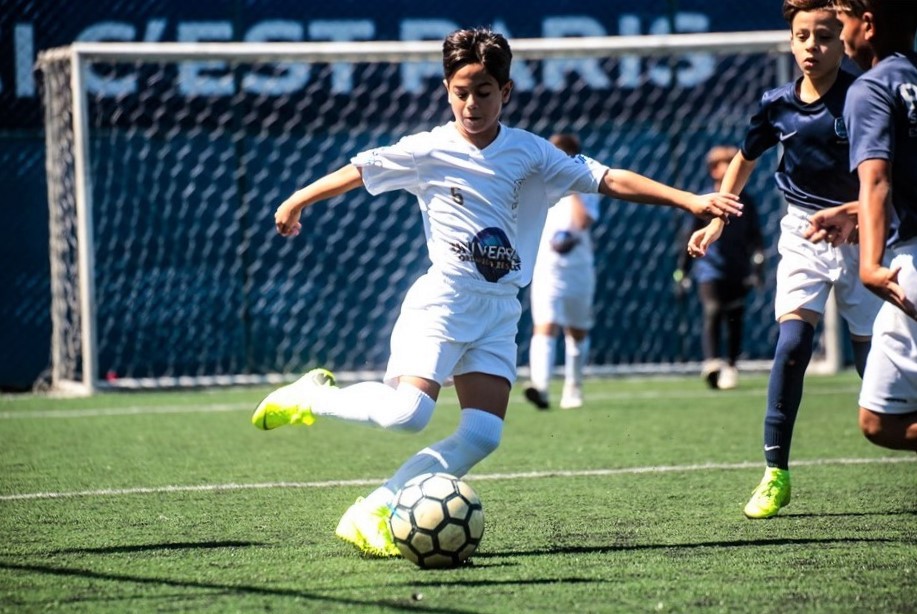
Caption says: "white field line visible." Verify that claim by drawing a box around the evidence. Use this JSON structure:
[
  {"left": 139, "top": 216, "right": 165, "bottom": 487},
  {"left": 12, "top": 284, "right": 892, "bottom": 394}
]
[
  {"left": 0, "top": 403, "right": 250, "bottom": 419},
  {"left": 1, "top": 456, "right": 912, "bottom": 502},
  {"left": 0, "top": 385, "right": 862, "bottom": 420}
]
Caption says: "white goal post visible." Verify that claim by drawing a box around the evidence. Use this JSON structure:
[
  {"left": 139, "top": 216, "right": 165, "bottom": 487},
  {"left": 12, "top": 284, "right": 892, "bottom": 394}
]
[{"left": 39, "top": 30, "right": 847, "bottom": 394}]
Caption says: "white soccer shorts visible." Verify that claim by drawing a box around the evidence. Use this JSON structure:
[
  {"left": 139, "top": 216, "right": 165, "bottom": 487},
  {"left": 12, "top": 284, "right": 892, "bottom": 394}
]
[
  {"left": 774, "top": 206, "right": 882, "bottom": 335},
  {"left": 384, "top": 273, "right": 521, "bottom": 386},
  {"left": 529, "top": 279, "right": 595, "bottom": 330},
  {"left": 859, "top": 239, "right": 917, "bottom": 414}
]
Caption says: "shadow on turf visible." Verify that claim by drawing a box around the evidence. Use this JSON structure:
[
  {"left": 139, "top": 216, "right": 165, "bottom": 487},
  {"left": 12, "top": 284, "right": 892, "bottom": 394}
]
[
  {"left": 0, "top": 559, "right": 476, "bottom": 614},
  {"left": 48, "top": 540, "right": 261, "bottom": 555},
  {"left": 782, "top": 509, "right": 917, "bottom": 519},
  {"left": 471, "top": 535, "right": 904, "bottom": 560}
]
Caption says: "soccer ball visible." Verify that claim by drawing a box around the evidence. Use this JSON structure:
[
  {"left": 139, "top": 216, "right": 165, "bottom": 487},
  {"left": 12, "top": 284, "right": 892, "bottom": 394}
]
[{"left": 389, "top": 472, "right": 484, "bottom": 569}]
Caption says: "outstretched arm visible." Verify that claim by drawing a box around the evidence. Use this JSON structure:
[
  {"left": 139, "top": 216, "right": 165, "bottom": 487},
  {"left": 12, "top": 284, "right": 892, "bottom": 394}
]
[
  {"left": 719, "top": 151, "right": 756, "bottom": 199},
  {"left": 685, "top": 151, "right": 757, "bottom": 257},
  {"left": 275, "top": 164, "right": 364, "bottom": 237},
  {"left": 599, "top": 169, "right": 743, "bottom": 220},
  {"left": 686, "top": 218, "right": 726, "bottom": 258},
  {"left": 857, "top": 159, "right": 917, "bottom": 319},
  {"left": 803, "top": 201, "right": 859, "bottom": 246}
]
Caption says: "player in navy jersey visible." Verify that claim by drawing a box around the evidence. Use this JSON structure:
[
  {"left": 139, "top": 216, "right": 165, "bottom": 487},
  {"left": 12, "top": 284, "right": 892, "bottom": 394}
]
[
  {"left": 806, "top": 0, "right": 917, "bottom": 453},
  {"left": 687, "top": 0, "right": 883, "bottom": 518},
  {"left": 250, "top": 27, "right": 743, "bottom": 558},
  {"left": 675, "top": 145, "right": 764, "bottom": 391}
]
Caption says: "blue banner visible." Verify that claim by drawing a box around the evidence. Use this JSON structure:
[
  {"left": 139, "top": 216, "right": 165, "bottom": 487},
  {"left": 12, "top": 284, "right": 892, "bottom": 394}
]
[{"left": 2, "top": 0, "right": 783, "bottom": 130}]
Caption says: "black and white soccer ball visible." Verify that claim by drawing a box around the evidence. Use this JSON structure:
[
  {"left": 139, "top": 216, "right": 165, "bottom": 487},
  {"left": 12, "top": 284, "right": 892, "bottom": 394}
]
[{"left": 389, "top": 472, "right": 484, "bottom": 569}]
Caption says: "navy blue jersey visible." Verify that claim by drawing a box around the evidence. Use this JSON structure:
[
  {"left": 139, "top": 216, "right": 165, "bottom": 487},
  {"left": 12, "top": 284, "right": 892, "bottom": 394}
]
[
  {"left": 741, "top": 68, "right": 859, "bottom": 211},
  {"left": 677, "top": 190, "right": 764, "bottom": 284},
  {"left": 845, "top": 52, "right": 917, "bottom": 247}
]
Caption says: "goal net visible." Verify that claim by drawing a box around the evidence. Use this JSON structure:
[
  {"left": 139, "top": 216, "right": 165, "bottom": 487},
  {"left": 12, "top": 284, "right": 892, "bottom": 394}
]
[{"left": 40, "top": 32, "right": 842, "bottom": 394}]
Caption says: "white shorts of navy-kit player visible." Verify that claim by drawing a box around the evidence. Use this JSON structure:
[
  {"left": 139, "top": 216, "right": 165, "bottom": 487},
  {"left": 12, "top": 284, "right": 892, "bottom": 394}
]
[
  {"left": 775, "top": 205, "right": 882, "bottom": 335},
  {"left": 858, "top": 239, "right": 917, "bottom": 414},
  {"left": 845, "top": 52, "right": 917, "bottom": 415}
]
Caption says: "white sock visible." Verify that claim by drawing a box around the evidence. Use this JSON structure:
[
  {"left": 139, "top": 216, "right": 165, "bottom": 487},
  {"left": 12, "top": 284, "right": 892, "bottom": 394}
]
[
  {"left": 564, "top": 336, "right": 589, "bottom": 388},
  {"left": 311, "top": 382, "right": 435, "bottom": 432},
  {"left": 381, "top": 409, "right": 503, "bottom": 496},
  {"left": 529, "top": 333, "right": 555, "bottom": 392}
]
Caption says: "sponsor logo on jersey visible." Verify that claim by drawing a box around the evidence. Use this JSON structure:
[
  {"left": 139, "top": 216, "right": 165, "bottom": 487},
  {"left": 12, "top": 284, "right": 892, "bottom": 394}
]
[
  {"left": 451, "top": 227, "right": 520, "bottom": 282},
  {"left": 834, "top": 117, "right": 848, "bottom": 141}
]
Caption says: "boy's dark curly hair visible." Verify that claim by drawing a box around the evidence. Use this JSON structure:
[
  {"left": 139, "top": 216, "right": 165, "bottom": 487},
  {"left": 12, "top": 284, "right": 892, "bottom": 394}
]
[
  {"left": 442, "top": 28, "right": 513, "bottom": 86},
  {"left": 782, "top": 0, "right": 836, "bottom": 24}
]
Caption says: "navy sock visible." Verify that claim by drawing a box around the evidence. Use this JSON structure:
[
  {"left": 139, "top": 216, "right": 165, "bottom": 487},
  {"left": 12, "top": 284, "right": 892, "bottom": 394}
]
[
  {"left": 852, "top": 339, "right": 871, "bottom": 378},
  {"left": 763, "top": 320, "right": 815, "bottom": 469}
]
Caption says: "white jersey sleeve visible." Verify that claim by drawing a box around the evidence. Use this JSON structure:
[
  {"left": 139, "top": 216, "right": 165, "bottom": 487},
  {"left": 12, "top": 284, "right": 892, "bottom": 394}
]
[
  {"left": 350, "top": 134, "right": 426, "bottom": 196},
  {"left": 539, "top": 151, "right": 606, "bottom": 205}
]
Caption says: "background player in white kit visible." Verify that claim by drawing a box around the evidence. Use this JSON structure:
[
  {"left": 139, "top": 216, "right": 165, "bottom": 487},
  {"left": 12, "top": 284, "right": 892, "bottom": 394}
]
[
  {"left": 252, "top": 27, "right": 743, "bottom": 558},
  {"left": 524, "top": 133, "right": 600, "bottom": 410}
]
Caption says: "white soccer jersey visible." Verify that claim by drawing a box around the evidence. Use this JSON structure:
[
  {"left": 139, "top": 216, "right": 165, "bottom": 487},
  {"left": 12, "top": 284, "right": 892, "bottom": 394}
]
[
  {"left": 532, "top": 193, "right": 601, "bottom": 283},
  {"left": 352, "top": 122, "right": 608, "bottom": 289},
  {"left": 528, "top": 193, "right": 601, "bottom": 329}
]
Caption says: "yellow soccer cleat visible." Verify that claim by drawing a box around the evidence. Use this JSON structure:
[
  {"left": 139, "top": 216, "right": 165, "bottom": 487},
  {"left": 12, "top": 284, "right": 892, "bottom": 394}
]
[
  {"left": 335, "top": 497, "right": 400, "bottom": 558},
  {"left": 251, "top": 368, "right": 336, "bottom": 430},
  {"left": 743, "top": 467, "right": 791, "bottom": 519}
]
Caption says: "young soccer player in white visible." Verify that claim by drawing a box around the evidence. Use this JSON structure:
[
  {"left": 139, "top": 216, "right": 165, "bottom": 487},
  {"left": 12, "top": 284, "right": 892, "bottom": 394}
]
[
  {"left": 253, "top": 27, "right": 743, "bottom": 558},
  {"left": 525, "top": 133, "right": 600, "bottom": 410},
  {"left": 687, "top": 0, "right": 883, "bottom": 519},
  {"left": 807, "top": 0, "right": 917, "bottom": 453}
]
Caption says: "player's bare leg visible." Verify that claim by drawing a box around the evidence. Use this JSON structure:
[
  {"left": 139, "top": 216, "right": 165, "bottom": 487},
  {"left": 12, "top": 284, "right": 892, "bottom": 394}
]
[{"left": 859, "top": 408, "right": 917, "bottom": 452}]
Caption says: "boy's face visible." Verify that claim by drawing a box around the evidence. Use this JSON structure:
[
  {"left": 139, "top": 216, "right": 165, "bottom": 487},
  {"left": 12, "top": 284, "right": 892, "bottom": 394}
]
[
  {"left": 836, "top": 11, "right": 876, "bottom": 70},
  {"left": 790, "top": 9, "right": 846, "bottom": 81},
  {"left": 444, "top": 63, "right": 512, "bottom": 147}
]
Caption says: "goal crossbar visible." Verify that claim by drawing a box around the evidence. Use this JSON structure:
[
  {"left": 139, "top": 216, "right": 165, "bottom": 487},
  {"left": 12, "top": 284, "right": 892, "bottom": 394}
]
[{"left": 38, "top": 30, "right": 789, "bottom": 65}]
